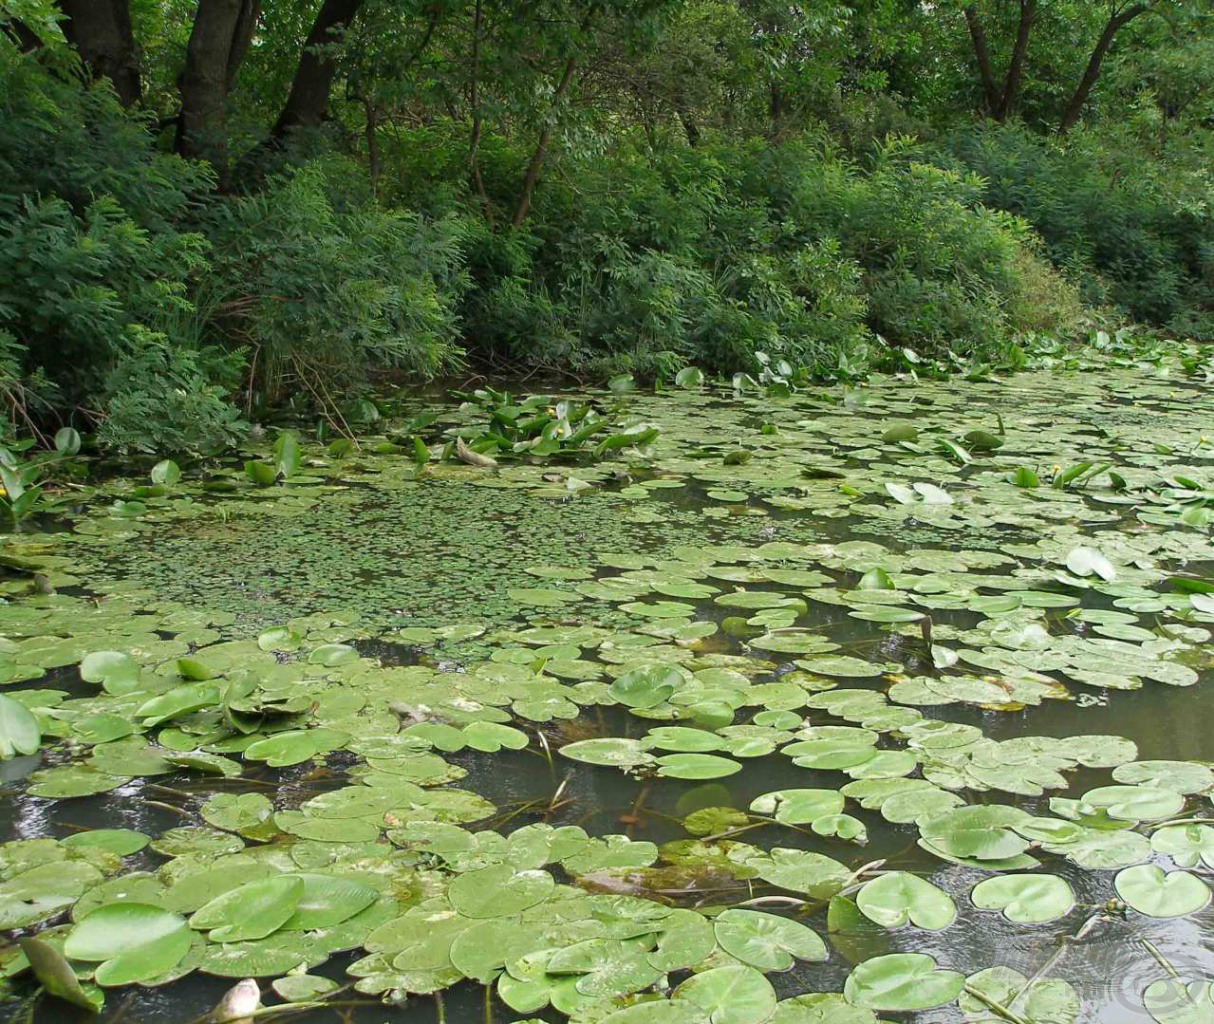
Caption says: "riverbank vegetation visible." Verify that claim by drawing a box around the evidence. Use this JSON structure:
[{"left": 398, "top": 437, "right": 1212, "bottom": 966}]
[{"left": 0, "top": 1, "right": 1209, "bottom": 452}]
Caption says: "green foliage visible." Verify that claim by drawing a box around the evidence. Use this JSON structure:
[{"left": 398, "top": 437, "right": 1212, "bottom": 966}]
[
  {"left": 0, "top": 36, "right": 233, "bottom": 454},
  {"left": 0, "top": 0, "right": 1208, "bottom": 448},
  {"left": 450, "top": 135, "right": 1076, "bottom": 376},
  {"left": 203, "top": 161, "right": 466, "bottom": 403},
  {"left": 442, "top": 388, "right": 660, "bottom": 465},
  {"left": 948, "top": 125, "right": 1212, "bottom": 337}
]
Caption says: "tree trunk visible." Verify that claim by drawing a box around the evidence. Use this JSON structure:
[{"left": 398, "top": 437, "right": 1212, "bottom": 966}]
[
  {"left": 177, "top": 0, "right": 260, "bottom": 184},
  {"left": 270, "top": 0, "right": 366, "bottom": 140},
  {"left": 363, "top": 96, "right": 379, "bottom": 197},
  {"left": 675, "top": 105, "right": 700, "bottom": 147},
  {"left": 468, "top": 0, "right": 494, "bottom": 225},
  {"left": 963, "top": 6, "right": 1000, "bottom": 115},
  {"left": 994, "top": 0, "right": 1035, "bottom": 121},
  {"left": 1059, "top": 4, "right": 1148, "bottom": 133},
  {"left": 57, "top": 0, "right": 141, "bottom": 106},
  {"left": 512, "top": 54, "right": 578, "bottom": 228},
  {"left": 768, "top": 80, "right": 785, "bottom": 141}
]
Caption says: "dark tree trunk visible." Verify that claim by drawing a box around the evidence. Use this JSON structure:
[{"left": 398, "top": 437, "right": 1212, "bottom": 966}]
[
  {"left": 468, "top": 0, "right": 493, "bottom": 225},
  {"left": 512, "top": 54, "right": 578, "bottom": 228},
  {"left": 57, "top": 0, "right": 141, "bottom": 106},
  {"left": 270, "top": 0, "right": 366, "bottom": 140},
  {"left": 963, "top": 6, "right": 1000, "bottom": 115},
  {"left": 768, "top": 80, "right": 785, "bottom": 140},
  {"left": 363, "top": 96, "right": 379, "bottom": 197},
  {"left": 177, "top": 0, "right": 260, "bottom": 184},
  {"left": 675, "top": 105, "right": 700, "bottom": 147},
  {"left": 1059, "top": 4, "right": 1148, "bottom": 134},
  {"left": 994, "top": 0, "right": 1035, "bottom": 121}
]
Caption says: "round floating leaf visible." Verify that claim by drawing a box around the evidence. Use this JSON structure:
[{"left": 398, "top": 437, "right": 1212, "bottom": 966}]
[
  {"left": 1143, "top": 978, "right": 1214, "bottom": 1024},
  {"left": 648, "top": 909, "right": 717, "bottom": 973},
  {"left": 307, "top": 643, "right": 359, "bottom": 666},
  {"left": 770, "top": 993, "right": 877, "bottom": 1024},
  {"left": 645, "top": 727, "right": 724, "bottom": 753},
  {"left": 284, "top": 874, "right": 378, "bottom": 929},
  {"left": 0, "top": 693, "right": 40, "bottom": 758},
  {"left": 843, "top": 953, "right": 964, "bottom": 1012},
  {"left": 273, "top": 974, "right": 339, "bottom": 1002},
  {"left": 1081, "top": 785, "right": 1185, "bottom": 822},
  {"left": 1113, "top": 761, "right": 1214, "bottom": 795},
  {"left": 448, "top": 865, "right": 554, "bottom": 918},
  {"left": 560, "top": 738, "right": 654, "bottom": 769},
  {"left": 610, "top": 665, "right": 683, "bottom": 708},
  {"left": 1115, "top": 865, "right": 1210, "bottom": 919},
  {"left": 656, "top": 753, "right": 742, "bottom": 780},
  {"left": 1152, "top": 825, "right": 1214, "bottom": 869},
  {"left": 919, "top": 806, "right": 1031, "bottom": 862},
  {"left": 462, "top": 721, "right": 529, "bottom": 752},
  {"left": 65, "top": 903, "right": 191, "bottom": 986},
  {"left": 150, "top": 459, "right": 181, "bottom": 485},
  {"left": 959, "top": 967, "right": 1080, "bottom": 1024},
  {"left": 243, "top": 728, "right": 348, "bottom": 767},
  {"left": 189, "top": 875, "right": 304, "bottom": 941},
  {"left": 134, "top": 682, "right": 221, "bottom": 727},
  {"left": 80, "top": 651, "right": 142, "bottom": 695},
  {"left": 201, "top": 792, "right": 277, "bottom": 840},
  {"left": 549, "top": 937, "right": 664, "bottom": 999},
  {"left": 713, "top": 909, "right": 827, "bottom": 971},
  {"left": 61, "top": 829, "right": 149, "bottom": 856},
  {"left": 18, "top": 937, "right": 103, "bottom": 1012},
  {"left": 749, "top": 789, "right": 844, "bottom": 825},
  {"left": 970, "top": 874, "right": 1075, "bottom": 923},
  {"left": 673, "top": 964, "right": 777, "bottom": 1024},
  {"left": 601, "top": 1003, "right": 709, "bottom": 1024},
  {"left": 1065, "top": 546, "right": 1116, "bottom": 581},
  {"left": 27, "top": 764, "right": 129, "bottom": 799},
  {"left": 856, "top": 872, "right": 956, "bottom": 930},
  {"left": 755, "top": 849, "right": 851, "bottom": 898}
]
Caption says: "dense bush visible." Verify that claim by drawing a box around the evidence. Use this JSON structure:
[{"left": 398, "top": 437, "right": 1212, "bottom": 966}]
[
  {"left": 947, "top": 125, "right": 1212, "bottom": 338},
  {"left": 5, "top": 0, "right": 1204, "bottom": 455},
  {"left": 0, "top": 43, "right": 467, "bottom": 450},
  {"left": 451, "top": 136, "right": 1078, "bottom": 376},
  {"left": 202, "top": 161, "right": 467, "bottom": 406}
]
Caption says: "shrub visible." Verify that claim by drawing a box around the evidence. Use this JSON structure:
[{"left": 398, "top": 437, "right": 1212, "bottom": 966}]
[
  {"left": 0, "top": 39, "right": 240, "bottom": 453},
  {"left": 202, "top": 161, "right": 468, "bottom": 404},
  {"left": 946, "top": 124, "right": 1212, "bottom": 337},
  {"left": 453, "top": 135, "right": 1077, "bottom": 376},
  {"left": 99, "top": 330, "right": 247, "bottom": 454}
]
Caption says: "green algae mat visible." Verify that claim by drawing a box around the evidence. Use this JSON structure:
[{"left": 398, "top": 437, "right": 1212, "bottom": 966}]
[{"left": 0, "top": 349, "right": 1211, "bottom": 1023}]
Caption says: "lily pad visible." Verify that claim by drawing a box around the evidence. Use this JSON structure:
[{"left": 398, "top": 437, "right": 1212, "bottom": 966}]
[
  {"left": 970, "top": 874, "right": 1075, "bottom": 923},
  {"left": 1114, "top": 865, "right": 1210, "bottom": 918},
  {"left": 843, "top": 952, "right": 964, "bottom": 1012}
]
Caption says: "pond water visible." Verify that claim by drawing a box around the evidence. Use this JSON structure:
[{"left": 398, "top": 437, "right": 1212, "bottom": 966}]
[{"left": 0, "top": 356, "right": 1211, "bottom": 1024}]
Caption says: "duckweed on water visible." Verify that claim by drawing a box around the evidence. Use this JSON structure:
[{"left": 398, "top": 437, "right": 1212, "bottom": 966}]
[{"left": 0, "top": 345, "right": 1211, "bottom": 1023}]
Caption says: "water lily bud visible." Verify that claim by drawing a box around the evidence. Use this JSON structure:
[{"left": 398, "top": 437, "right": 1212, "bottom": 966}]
[{"left": 213, "top": 979, "right": 260, "bottom": 1023}]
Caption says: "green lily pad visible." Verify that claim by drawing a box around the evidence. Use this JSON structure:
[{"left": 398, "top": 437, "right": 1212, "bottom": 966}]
[
  {"left": 673, "top": 964, "right": 777, "bottom": 1024},
  {"left": 189, "top": 875, "right": 304, "bottom": 941},
  {"left": 713, "top": 909, "right": 827, "bottom": 970},
  {"left": 1114, "top": 865, "right": 1210, "bottom": 918},
  {"left": 448, "top": 865, "right": 555, "bottom": 918},
  {"left": 855, "top": 872, "right": 956, "bottom": 930},
  {"left": 65, "top": 903, "right": 191, "bottom": 986},
  {"left": 970, "top": 874, "right": 1075, "bottom": 923},
  {"left": 843, "top": 952, "right": 964, "bottom": 1012},
  {"left": 0, "top": 693, "right": 40, "bottom": 758}
]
